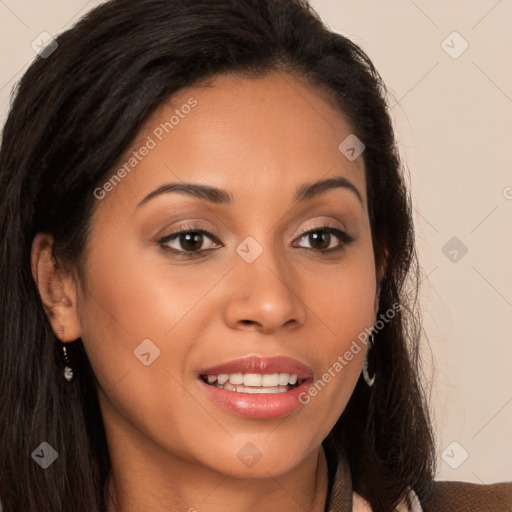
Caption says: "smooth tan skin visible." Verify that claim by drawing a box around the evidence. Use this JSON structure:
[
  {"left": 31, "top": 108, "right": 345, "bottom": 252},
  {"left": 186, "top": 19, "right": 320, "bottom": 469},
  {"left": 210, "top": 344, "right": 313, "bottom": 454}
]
[{"left": 32, "top": 71, "right": 386, "bottom": 512}]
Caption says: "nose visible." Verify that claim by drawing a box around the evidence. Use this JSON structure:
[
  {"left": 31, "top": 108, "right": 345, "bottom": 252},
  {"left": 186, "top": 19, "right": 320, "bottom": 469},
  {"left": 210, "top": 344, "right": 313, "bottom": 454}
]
[{"left": 222, "top": 241, "right": 307, "bottom": 334}]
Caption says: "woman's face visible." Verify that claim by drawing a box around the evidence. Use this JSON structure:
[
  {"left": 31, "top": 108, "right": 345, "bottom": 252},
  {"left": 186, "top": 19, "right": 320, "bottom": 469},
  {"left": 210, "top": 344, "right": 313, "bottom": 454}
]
[{"left": 72, "top": 71, "right": 381, "bottom": 477}]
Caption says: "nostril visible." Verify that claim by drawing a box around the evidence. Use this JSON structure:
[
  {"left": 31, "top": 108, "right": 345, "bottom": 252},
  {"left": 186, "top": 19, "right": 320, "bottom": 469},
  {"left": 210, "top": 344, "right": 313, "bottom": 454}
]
[{"left": 239, "top": 320, "right": 259, "bottom": 328}]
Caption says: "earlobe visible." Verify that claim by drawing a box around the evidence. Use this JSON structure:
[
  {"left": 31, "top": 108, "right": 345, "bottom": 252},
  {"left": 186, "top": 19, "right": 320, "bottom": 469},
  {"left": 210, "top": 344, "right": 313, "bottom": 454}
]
[{"left": 31, "top": 233, "right": 82, "bottom": 342}]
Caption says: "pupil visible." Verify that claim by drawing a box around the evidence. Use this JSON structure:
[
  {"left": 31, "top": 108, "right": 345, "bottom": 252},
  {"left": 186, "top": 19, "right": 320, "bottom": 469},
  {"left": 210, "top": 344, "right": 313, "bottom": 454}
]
[
  {"left": 310, "top": 231, "right": 329, "bottom": 250},
  {"left": 181, "top": 233, "right": 202, "bottom": 251}
]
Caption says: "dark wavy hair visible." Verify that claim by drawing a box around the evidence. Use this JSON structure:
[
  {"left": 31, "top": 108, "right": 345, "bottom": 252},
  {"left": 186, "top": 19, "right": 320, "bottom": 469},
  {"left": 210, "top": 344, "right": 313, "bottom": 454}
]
[{"left": 0, "top": 0, "right": 436, "bottom": 510}]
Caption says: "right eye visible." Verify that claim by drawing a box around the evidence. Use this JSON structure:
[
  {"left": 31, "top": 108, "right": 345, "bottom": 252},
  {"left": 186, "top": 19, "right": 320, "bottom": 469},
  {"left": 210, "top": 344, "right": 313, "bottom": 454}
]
[{"left": 158, "top": 227, "right": 223, "bottom": 257}]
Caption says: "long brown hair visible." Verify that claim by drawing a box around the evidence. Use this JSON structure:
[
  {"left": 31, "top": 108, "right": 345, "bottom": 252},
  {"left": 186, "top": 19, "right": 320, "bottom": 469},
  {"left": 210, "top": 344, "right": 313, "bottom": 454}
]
[{"left": 0, "top": 1, "right": 436, "bottom": 510}]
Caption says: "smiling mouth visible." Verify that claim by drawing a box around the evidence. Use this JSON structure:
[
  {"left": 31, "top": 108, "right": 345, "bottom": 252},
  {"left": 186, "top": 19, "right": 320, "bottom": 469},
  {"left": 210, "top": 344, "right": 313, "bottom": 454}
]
[{"left": 199, "top": 372, "right": 304, "bottom": 394}]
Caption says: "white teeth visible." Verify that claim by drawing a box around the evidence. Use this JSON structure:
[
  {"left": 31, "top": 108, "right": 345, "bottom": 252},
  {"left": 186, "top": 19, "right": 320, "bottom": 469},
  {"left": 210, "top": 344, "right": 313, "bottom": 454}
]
[
  {"left": 261, "top": 373, "right": 279, "bottom": 387},
  {"left": 203, "top": 372, "right": 300, "bottom": 388},
  {"left": 217, "top": 374, "right": 229, "bottom": 385},
  {"left": 237, "top": 385, "right": 288, "bottom": 394},
  {"left": 212, "top": 383, "right": 289, "bottom": 394},
  {"left": 223, "top": 381, "right": 236, "bottom": 391},
  {"left": 243, "top": 373, "right": 261, "bottom": 386},
  {"left": 228, "top": 373, "right": 244, "bottom": 385},
  {"left": 278, "top": 373, "right": 290, "bottom": 386}
]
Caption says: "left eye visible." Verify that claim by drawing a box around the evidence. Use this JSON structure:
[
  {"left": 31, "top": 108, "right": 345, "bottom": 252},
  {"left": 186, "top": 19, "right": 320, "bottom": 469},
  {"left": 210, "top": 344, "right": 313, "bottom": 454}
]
[{"left": 293, "top": 226, "right": 354, "bottom": 252}]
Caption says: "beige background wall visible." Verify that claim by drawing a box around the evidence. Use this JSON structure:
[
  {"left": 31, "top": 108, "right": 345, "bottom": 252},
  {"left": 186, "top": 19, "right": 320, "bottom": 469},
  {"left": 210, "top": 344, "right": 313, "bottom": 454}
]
[{"left": 1, "top": 0, "right": 510, "bottom": 484}]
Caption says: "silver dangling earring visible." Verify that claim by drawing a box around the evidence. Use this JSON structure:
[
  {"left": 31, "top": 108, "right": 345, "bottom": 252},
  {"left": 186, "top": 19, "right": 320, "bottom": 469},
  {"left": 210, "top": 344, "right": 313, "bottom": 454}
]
[
  {"left": 62, "top": 344, "right": 74, "bottom": 382},
  {"left": 362, "top": 330, "right": 375, "bottom": 387}
]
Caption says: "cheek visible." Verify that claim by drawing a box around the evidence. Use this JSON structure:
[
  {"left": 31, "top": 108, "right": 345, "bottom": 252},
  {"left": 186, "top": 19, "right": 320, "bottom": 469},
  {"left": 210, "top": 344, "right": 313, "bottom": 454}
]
[
  {"left": 296, "top": 243, "right": 376, "bottom": 413},
  {"left": 303, "top": 245, "right": 377, "bottom": 345},
  {"left": 78, "top": 220, "right": 201, "bottom": 340},
  {"left": 75, "top": 241, "right": 214, "bottom": 460},
  {"left": 75, "top": 227, "right": 230, "bottom": 398},
  {"left": 75, "top": 228, "right": 174, "bottom": 387}
]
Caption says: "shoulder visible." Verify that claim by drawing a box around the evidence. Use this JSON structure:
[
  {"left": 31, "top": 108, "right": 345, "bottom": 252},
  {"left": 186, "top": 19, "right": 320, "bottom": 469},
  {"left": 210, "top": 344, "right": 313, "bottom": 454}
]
[
  {"left": 420, "top": 479, "right": 512, "bottom": 512},
  {"left": 352, "top": 480, "right": 512, "bottom": 512}
]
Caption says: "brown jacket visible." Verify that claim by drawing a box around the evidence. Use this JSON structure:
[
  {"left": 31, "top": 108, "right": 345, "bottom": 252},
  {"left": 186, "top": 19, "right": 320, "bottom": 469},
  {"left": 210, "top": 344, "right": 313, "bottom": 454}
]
[{"left": 325, "top": 447, "right": 512, "bottom": 511}]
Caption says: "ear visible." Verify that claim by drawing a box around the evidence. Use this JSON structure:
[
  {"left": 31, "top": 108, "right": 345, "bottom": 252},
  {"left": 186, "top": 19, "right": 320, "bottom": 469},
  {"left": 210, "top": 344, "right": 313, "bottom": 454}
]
[{"left": 31, "top": 233, "right": 82, "bottom": 342}]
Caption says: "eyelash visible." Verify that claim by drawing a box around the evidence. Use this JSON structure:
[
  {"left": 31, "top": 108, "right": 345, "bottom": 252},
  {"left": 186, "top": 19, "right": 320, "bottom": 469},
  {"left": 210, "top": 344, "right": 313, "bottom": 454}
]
[{"left": 157, "top": 222, "right": 355, "bottom": 259}]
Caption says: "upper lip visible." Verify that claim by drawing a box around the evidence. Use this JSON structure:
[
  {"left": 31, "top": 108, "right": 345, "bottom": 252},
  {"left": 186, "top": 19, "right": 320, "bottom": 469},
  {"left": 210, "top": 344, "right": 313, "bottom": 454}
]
[{"left": 198, "top": 355, "right": 314, "bottom": 380}]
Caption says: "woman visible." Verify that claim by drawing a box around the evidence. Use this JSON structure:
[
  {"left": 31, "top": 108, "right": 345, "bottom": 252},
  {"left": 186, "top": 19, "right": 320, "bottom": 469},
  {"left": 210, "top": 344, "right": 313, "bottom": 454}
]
[{"left": 0, "top": 0, "right": 510, "bottom": 511}]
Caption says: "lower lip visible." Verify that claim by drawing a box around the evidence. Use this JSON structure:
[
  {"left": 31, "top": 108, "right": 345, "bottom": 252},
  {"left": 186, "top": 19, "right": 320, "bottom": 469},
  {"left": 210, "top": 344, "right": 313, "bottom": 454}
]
[{"left": 198, "top": 378, "right": 313, "bottom": 419}]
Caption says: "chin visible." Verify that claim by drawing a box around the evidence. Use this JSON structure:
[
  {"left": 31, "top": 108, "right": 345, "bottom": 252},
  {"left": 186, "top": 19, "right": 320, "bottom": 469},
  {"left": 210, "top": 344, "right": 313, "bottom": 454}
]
[{"left": 200, "top": 443, "right": 312, "bottom": 480}]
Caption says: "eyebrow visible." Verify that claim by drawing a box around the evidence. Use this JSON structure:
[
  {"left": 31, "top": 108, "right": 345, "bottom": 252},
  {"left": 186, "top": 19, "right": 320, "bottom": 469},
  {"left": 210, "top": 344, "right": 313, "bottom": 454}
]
[{"left": 137, "top": 175, "right": 363, "bottom": 208}]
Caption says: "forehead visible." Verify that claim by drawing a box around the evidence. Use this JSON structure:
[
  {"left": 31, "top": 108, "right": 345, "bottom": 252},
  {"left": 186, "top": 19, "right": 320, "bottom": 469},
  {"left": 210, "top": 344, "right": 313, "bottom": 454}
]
[{"left": 96, "top": 70, "right": 366, "bottom": 214}]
